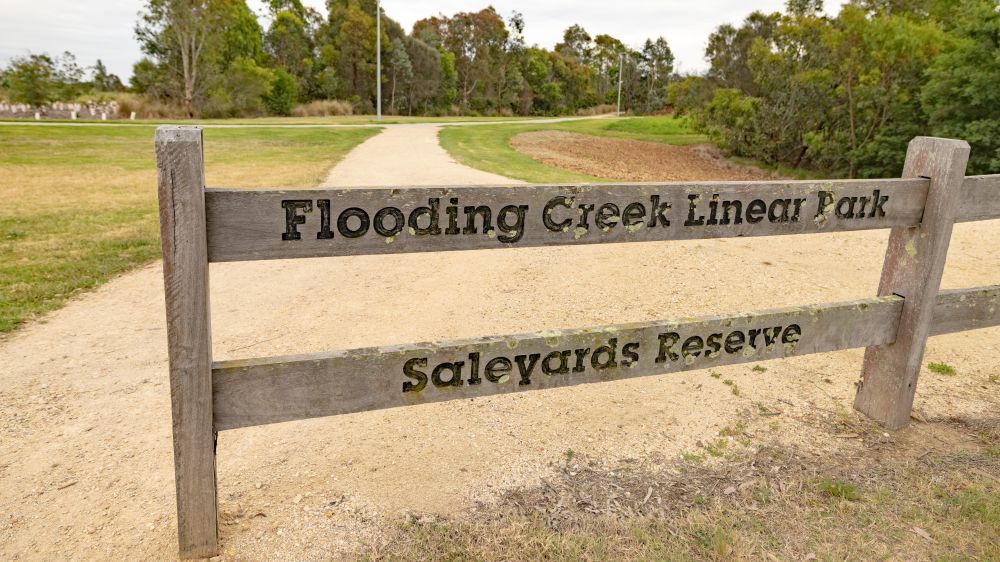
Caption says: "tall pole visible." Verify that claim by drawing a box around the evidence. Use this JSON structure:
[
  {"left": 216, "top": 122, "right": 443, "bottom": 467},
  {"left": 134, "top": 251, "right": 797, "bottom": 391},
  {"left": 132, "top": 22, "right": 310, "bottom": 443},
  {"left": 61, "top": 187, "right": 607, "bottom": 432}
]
[
  {"left": 616, "top": 53, "right": 624, "bottom": 116},
  {"left": 376, "top": 0, "right": 382, "bottom": 121}
]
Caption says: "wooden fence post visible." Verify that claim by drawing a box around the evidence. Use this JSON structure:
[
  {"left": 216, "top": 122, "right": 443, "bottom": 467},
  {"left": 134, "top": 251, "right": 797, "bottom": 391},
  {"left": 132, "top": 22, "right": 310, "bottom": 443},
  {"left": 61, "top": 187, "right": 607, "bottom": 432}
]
[
  {"left": 854, "top": 137, "right": 970, "bottom": 429},
  {"left": 156, "top": 126, "right": 219, "bottom": 558}
]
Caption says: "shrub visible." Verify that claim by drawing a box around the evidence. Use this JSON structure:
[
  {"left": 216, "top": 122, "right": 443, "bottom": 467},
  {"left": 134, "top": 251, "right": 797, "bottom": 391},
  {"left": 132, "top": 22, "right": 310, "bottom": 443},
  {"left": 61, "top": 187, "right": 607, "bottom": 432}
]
[{"left": 265, "top": 69, "right": 298, "bottom": 116}]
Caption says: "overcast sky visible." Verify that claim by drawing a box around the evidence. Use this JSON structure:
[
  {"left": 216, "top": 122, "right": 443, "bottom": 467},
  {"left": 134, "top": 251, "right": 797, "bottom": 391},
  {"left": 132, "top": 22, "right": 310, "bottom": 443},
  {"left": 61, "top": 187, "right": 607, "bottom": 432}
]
[{"left": 0, "top": 0, "right": 846, "bottom": 82}]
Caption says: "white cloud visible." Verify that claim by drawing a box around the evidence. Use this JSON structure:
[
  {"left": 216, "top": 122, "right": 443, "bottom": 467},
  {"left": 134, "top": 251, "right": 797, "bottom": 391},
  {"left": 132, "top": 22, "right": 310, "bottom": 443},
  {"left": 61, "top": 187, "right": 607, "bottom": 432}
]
[{"left": 0, "top": 0, "right": 846, "bottom": 81}]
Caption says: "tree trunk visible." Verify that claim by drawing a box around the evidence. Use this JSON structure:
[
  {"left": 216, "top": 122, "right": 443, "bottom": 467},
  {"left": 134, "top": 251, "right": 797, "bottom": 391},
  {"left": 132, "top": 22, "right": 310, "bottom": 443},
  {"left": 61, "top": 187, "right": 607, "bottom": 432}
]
[{"left": 390, "top": 72, "right": 397, "bottom": 114}]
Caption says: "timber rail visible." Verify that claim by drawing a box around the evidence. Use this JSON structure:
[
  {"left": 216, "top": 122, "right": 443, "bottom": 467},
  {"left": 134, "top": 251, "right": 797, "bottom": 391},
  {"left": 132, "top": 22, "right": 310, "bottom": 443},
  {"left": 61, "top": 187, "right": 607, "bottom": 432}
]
[{"left": 155, "top": 128, "right": 1000, "bottom": 558}]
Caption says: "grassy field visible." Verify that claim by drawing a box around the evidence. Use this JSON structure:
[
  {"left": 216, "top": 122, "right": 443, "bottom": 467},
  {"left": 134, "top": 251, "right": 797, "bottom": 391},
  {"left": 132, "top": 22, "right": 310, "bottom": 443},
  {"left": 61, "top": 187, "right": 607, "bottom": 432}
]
[
  {"left": 0, "top": 124, "right": 378, "bottom": 333},
  {"left": 438, "top": 116, "right": 709, "bottom": 183},
  {"left": 0, "top": 114, "right": 554, "bottom": 126}
]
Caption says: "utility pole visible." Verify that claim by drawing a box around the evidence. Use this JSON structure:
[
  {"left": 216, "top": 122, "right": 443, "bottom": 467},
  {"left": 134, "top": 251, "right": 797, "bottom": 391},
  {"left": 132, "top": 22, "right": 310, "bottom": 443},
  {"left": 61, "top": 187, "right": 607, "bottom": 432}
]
[
  {"left": 616, "top": 53, "right": 624, "bottom": 116},
  {"left": 376, "top": 0, "right": 382, "bottom": 121}
]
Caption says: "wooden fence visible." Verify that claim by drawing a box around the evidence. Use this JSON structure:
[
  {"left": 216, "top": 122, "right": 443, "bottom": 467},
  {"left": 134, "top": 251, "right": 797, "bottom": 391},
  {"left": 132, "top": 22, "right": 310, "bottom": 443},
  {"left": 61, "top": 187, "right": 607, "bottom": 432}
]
[{"left": 155, "top": 126, "right": 1000, "bottom": 558}]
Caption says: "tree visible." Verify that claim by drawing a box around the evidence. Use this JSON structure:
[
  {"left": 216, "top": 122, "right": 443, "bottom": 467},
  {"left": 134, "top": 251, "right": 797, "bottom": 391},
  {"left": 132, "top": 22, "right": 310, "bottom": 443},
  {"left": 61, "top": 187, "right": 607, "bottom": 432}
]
[
  {"left": 640, "top": 37, "right": 675, "bottom": 111},
  {"left": 202, "top": 56, "right": 274, "bottom": 117},
  {"left": 591, "top": 34, "right": 628, "bottom": 103},
  {"left": 92, "top": 60, "right": 125, "bottom": 91},
  {"left": 386, "top": 37, "right": 412, "bottom": 114},
  {"left": 136, "top": 0, "right": 268, "bottom": 116},
  {"left": 556, "top": 25, "right": 593, "bottom": 64},
  {"left": 822, "top": 4, "right": 944, "bottom": 177},
  {"left": 130, "top": 57, "right": 164, "bottom": 94},
  {"left": 136, "top": 0, "right": 222, "bottom": 116},
  {"left": 2, "top": 54, "right": 57, "bottom": 105},
  {"left": 265, "top": 6, "right": 316, "bottom": 96},
  {"left": 217, "top": 0, "right": 265, "bottom": 67},
  {"left": 414, "top": 8, "right": 510, "bottom": 112},
  {"left": 922, "top": 0, "right": 1000, "bottom": 174},
  {"left": 0, "top": 51, "right": 87, "bottom": 105},
  {"left": 402, "top": 36, "right": 442, "bottom": 114},
  {"left": 705, "top": 11, "right": 780, "bottom": 95},
  {"left": 265, "top": 67, "right": 298, "bottom": 115},
  {"left": 318, "top": 0, "right": 383, "bottom": 110}
]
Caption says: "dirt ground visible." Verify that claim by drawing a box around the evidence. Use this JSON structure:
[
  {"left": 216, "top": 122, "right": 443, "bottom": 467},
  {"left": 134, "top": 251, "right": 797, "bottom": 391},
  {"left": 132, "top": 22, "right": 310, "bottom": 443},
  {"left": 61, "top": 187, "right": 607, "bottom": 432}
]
[
  {"left": 323, "top": 125, "right": 518, "bottom": 187},
  {"left": 509, "top": 130, "right": 775, "bottom": 181},
  {"left": 0, "top": 126, "right": 998, "bottom": 561}
]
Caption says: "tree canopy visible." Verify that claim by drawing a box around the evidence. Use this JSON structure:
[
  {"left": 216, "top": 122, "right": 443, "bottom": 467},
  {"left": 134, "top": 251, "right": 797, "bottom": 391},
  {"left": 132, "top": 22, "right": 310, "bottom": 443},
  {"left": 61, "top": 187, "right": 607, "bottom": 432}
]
[
  {"left": 2, "top": 0, "right": 675, "bottom": 118},
  {"left": 672, "top": 0, "right": 1000, "bottom": 176}
]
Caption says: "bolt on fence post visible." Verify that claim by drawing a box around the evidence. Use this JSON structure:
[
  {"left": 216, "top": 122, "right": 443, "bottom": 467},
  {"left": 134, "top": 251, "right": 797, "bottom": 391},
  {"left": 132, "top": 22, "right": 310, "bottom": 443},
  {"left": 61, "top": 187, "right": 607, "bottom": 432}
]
[
  {"left": 854, "top": 136, "right": 970, "bottom": 429},
  {"left": 155, "top": 126, "right": 219, "bottom": 558}
]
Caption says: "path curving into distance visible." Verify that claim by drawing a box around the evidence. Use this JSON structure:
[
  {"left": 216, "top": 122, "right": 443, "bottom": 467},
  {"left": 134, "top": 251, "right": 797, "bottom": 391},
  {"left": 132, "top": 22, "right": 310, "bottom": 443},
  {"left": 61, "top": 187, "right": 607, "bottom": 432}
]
[
  {"left": 323, "top": 125, "right": 517, "bottom": 187},
  {"left": 1, "top": 123, "right": 999, "bottom": 560}
]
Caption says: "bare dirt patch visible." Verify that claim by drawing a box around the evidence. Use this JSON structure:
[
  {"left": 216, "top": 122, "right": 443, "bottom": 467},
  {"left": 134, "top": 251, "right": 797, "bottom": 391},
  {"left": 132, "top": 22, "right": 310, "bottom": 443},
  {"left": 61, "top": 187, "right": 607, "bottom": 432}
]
[
  {"left": 509, "top": 131, "right": 775, "bottom": 181},
  {"left": 375, "top": 417, "right": 1000, "bottom": 560}
]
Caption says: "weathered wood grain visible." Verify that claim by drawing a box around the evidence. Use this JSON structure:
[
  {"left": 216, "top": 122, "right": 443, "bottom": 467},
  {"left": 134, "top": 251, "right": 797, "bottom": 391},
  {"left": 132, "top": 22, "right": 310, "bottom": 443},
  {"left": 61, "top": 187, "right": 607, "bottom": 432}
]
[
  {"left": 212, "top": 296, "right": 904, "bottom": 431},
  {"left": 957, "top": 175, "right": 1000, "bottom": 222},
  {"left": 156, "top": 126, "right": 218, "bottom": 559},
  {"left": 930, "top": 285, "right": 1000, "bottom": 336},
  {"left": 204, "top": 178, "right": 929, "bottom": 262},
  {"left": 855, "top": 137, "right": 971, "bottom": 430}
]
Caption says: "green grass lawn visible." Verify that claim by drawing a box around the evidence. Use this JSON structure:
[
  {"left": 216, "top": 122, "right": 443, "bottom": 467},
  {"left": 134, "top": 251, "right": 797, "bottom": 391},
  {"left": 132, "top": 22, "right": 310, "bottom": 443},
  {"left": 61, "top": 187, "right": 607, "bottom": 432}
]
[
  {"left": 0, "top": 124, "right": 378, "bottom": 333},
  {"left": 438, "top": 116, "right": 708, "bottom": 183}
]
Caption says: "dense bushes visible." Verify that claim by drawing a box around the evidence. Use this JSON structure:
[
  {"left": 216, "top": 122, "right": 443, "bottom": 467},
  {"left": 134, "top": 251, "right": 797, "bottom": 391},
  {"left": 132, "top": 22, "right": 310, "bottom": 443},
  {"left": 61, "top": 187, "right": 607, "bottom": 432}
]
[{"left": 673, "top": 0, "right": 1000, "bottom": 177}]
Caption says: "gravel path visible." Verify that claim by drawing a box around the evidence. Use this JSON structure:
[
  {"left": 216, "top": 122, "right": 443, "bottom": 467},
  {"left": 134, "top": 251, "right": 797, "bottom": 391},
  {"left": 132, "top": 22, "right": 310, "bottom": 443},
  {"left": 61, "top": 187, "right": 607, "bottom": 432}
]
[
  {"left": 323, "top": 126, "right": 517, "bottom": 186},
  {"left": 1, "top": 125, "right": 998, "bottom": 560}
]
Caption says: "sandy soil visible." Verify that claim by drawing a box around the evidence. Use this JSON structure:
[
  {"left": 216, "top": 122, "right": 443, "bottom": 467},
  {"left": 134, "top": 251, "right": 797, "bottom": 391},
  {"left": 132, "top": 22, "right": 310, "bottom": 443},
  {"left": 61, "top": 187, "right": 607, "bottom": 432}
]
[
  {"left": 1, "top": 126, "right": 998, "bottom": 561},
  {"left": 510, "top": 130, "right": 775, "bottom": 181}
]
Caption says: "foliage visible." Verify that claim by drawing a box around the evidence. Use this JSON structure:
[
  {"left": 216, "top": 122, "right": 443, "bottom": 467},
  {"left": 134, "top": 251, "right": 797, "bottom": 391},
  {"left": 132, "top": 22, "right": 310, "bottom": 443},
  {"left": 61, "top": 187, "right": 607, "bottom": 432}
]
[
  {"left": 5, "top": 1, "right": 679, "bottom": 118},
  {"left": 1, "top": 52, "right": 90, "bottom": 105},
  {"left": 928, "top": 361, "right": 957, "bottom": 375},
  {"left": 134, "top": 0, "right": 268, "bottom": 116},
  {"left": 922, "top": 0, "right": 1000, "bottom": 174},
  {"left": 265, "top": 68, "right": 299, "bottom": 116},
  {"left": 681, "top": 0, "right": 999, "bottom": 177},
  {"left": 202, "top": 57, "right": 274, "bottom": 117}
]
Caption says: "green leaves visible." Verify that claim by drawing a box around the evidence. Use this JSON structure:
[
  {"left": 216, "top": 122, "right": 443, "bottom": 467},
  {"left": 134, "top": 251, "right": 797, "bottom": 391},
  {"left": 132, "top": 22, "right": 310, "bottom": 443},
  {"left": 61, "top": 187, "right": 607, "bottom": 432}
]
[{"left": 690, "top": 0, "right": 999, "bottom": 177}]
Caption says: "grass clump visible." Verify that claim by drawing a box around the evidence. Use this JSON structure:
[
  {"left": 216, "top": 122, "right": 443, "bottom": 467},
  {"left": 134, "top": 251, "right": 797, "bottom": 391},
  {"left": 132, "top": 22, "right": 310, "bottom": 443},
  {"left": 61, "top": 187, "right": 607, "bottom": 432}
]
[
  {"left": 818, "top": 478, "right": 860, "bottom": 501},
  {"left": 928, "top": 362, "right": 957, "bottom": 376}
]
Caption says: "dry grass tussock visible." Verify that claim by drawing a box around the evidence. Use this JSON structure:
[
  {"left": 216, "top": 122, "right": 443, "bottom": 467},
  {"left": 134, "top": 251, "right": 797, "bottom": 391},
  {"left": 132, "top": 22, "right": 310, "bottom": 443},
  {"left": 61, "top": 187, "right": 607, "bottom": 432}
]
[
  {"left": 577, "top": 104, "right": 617, "bottom": 116},
  {"left": 367, "top": 415, "right": 1000, "bottom": 561},
  {"left": 293, "top": 99, "right": 355, "bottom": 117},
  {"left": 111, "top": 92, "right": 187, "bottom": 119}
]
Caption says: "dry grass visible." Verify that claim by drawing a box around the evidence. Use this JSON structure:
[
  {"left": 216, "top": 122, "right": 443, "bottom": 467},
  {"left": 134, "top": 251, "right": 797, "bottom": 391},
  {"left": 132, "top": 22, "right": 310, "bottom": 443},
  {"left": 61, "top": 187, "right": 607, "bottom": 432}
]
[
  {"left": 366, "top": 417, "right": 1000, "bottom": 561},
  {"left": 293, "top": 99, "right": 355, "bottom": 117},
  {"left": 577, "top": 104, "right": 617, "bottom": 116},
  {"left": 111, "top": 92, "right": 187, "bottom": 119},
  {"left": 0, "top": 125, "right": 379, "bottom": 332}
]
